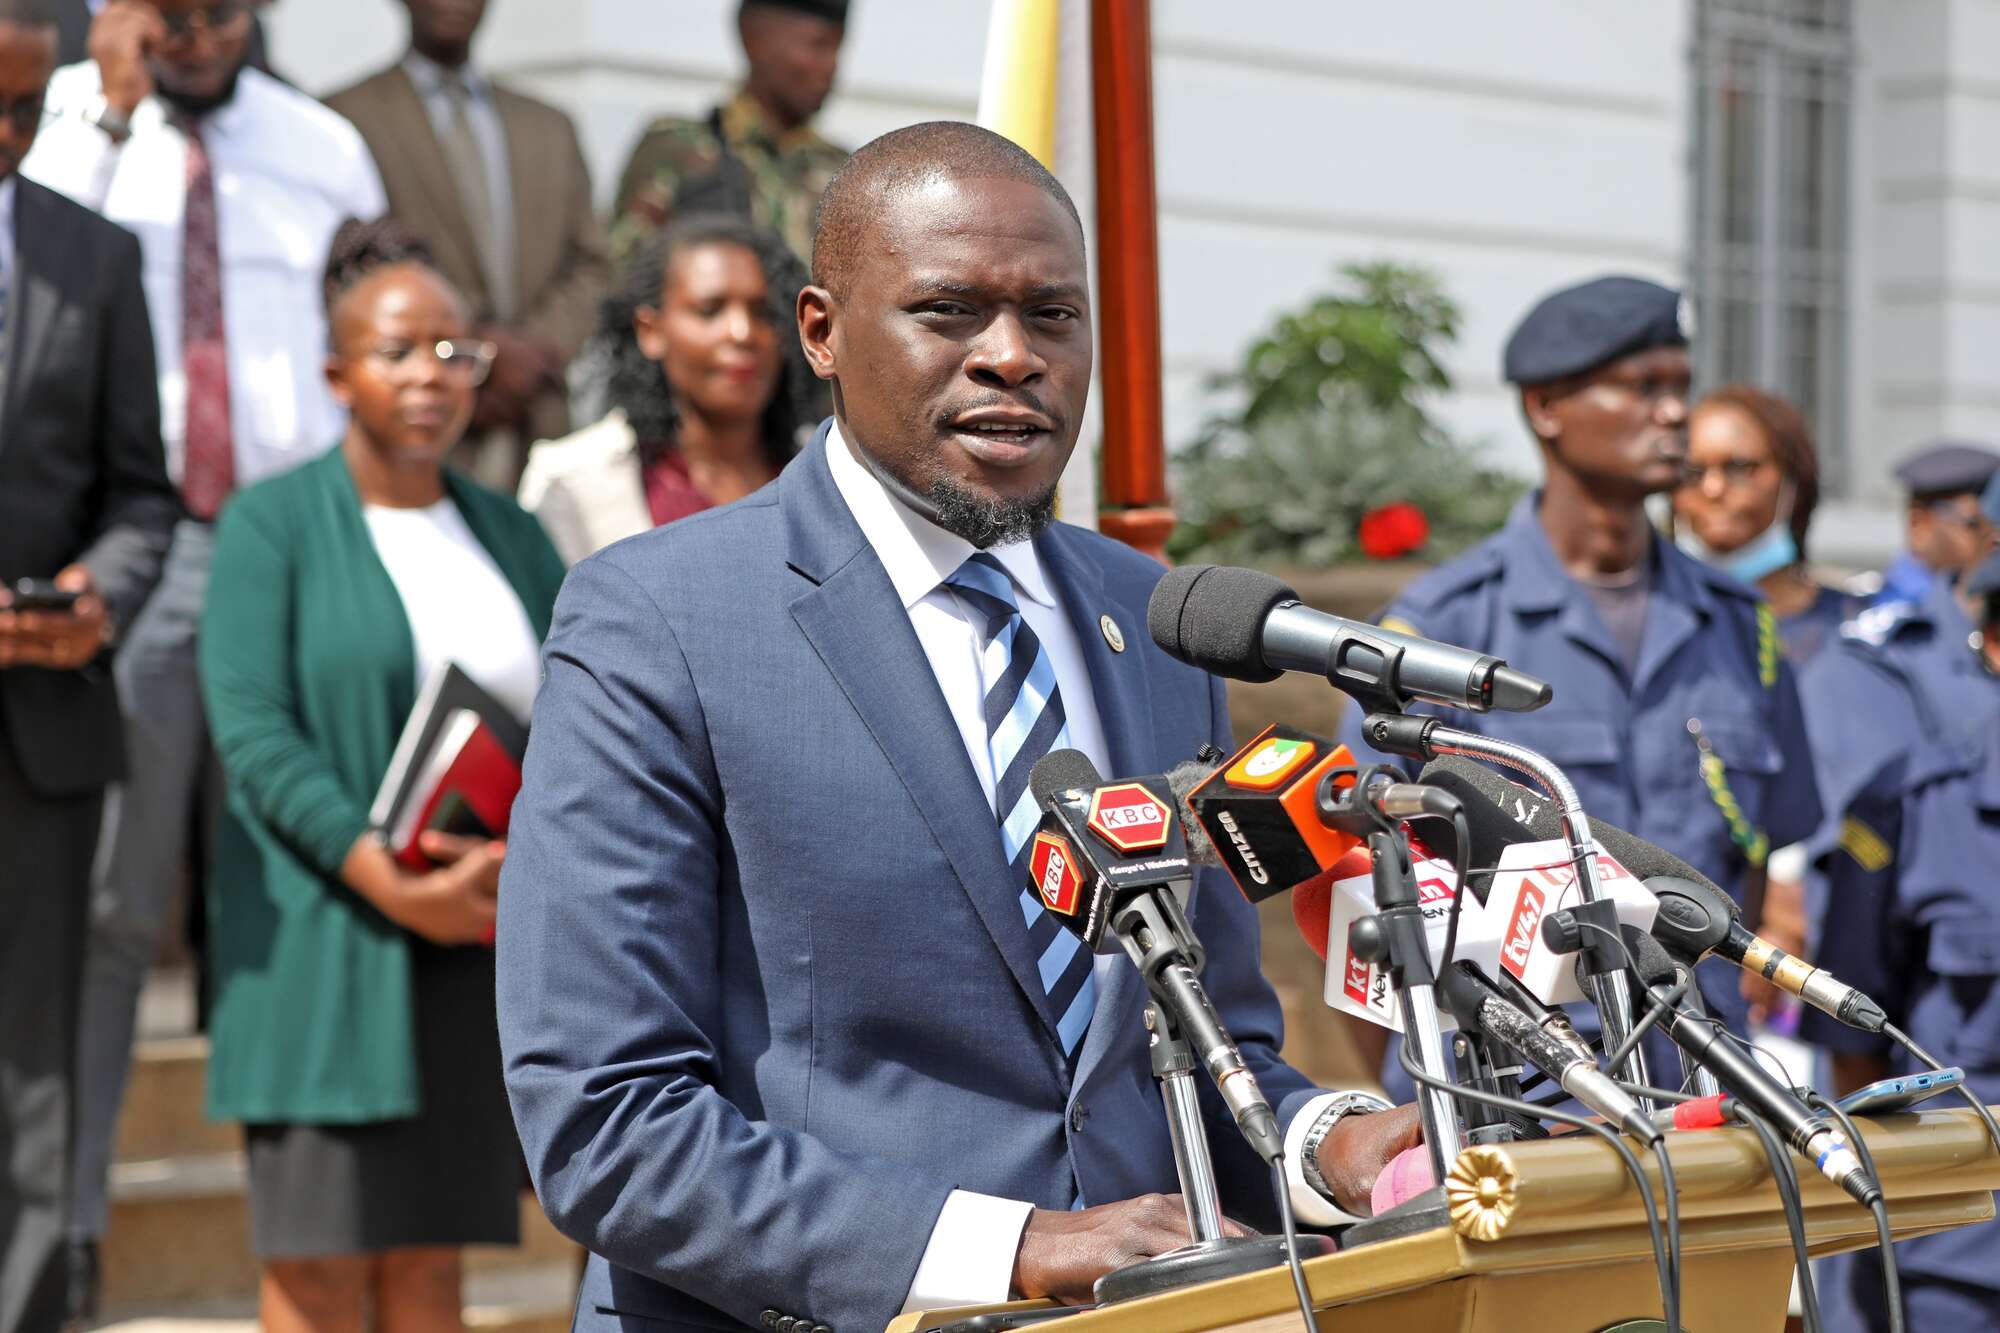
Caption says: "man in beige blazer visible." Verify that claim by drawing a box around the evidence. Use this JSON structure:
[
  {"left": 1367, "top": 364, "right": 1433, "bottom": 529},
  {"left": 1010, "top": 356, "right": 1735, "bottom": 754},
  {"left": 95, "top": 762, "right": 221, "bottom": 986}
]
[{"left": 328, "top": 0, "right": 609, "bottom": 489}]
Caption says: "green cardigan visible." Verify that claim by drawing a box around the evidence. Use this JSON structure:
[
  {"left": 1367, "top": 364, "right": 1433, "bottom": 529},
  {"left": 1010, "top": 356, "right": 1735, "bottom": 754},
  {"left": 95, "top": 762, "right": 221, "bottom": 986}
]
[{"left": 199, "top": 447, "right": 566, "bottom": 1123}]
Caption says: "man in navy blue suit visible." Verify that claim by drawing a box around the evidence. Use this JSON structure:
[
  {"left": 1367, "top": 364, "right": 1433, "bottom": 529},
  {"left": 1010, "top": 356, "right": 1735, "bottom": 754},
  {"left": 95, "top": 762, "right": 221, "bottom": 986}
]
[{"left": 497, "top": 121, "right": 1420, "bottom": 1333}]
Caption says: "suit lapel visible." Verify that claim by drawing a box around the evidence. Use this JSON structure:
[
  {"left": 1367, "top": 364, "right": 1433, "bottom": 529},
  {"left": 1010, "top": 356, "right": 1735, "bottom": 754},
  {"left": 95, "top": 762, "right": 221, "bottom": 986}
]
[
  {"left": 1040, "top": 528, "right": 1160, "bottom": 1093},
  {"left": 378, "top": 67, "right": 489, "bottom": 308},
  {"left": 782, "top": 427, "right": 1063, "bottom": 1046},
  {"left": 7, "top": 184, "right": 66, "bottom": 427}
]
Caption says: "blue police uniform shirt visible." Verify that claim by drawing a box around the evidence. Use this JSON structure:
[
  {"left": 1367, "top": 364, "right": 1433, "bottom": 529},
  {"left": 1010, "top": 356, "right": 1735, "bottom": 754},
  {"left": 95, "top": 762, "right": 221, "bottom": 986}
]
[
  {"left": 1337, "top": 492, "right": 1823, "bottom": 1055},
  {"left": 1777, "top": 584, "right": 1865, "bottom": 667},
  {"left": 1795, "top": 582, "right": 2000, "bottom": 1326},
  {"left": 1872, "top": 550, "right": 1937, "bottom": 609}
]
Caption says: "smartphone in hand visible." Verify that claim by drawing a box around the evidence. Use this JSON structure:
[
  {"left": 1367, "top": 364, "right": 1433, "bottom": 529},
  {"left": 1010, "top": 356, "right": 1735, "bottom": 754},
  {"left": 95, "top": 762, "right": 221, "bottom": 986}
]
[{"left": 8, "top": 579, "right": 83, "bottom": 612}]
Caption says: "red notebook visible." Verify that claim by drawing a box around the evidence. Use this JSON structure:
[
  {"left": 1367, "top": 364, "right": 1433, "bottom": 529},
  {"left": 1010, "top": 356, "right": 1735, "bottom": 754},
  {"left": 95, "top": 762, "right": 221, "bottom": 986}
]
[
  {"left": 370, "top": 663, "right": 528, "bottom": 870},
  {"left": 383, "top": 709, "right": 522, "bottom": 870}
]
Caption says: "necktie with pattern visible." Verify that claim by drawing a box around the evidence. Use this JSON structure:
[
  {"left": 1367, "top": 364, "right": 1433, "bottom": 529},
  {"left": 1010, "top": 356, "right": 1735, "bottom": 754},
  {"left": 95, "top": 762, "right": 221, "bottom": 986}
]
[
  {"left": 440, "top": 72, "right": 515, "bottom": 321},
  {"left": 944, "top": 552, "right": 1099, "bottom": 1059},
  {"left": 178, "top": 115, "right": 234, "bottom": 522}
]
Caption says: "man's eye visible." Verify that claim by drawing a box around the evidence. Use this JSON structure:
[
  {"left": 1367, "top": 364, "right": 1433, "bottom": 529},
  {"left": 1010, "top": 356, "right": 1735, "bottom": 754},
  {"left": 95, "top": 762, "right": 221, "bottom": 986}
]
[
  {"left": 1035, "top": 308, "right": 1078, "bottom": 323},
  {"left": 919, "top": 302, "right": 972, "bottom": 317}
]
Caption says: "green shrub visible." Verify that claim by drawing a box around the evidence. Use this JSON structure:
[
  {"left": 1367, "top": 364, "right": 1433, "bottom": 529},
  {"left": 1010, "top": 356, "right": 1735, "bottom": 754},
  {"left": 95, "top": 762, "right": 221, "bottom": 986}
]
[{"left": 1168, "top": 262, "right": 1525, "bottom": 565}]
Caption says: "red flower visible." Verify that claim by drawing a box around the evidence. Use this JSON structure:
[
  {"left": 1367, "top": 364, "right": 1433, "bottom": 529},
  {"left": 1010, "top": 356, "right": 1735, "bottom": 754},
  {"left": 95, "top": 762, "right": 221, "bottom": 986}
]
[{"left": 1357, "top": 502, "right": 1429, "bottom": 560}]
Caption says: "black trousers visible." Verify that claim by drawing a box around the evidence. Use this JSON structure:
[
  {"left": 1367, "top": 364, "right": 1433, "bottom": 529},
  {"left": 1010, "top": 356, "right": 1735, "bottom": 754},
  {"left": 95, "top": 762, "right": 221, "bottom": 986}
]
[{"left": 0, "top": 735, "right": 100, "bottom": 1333}]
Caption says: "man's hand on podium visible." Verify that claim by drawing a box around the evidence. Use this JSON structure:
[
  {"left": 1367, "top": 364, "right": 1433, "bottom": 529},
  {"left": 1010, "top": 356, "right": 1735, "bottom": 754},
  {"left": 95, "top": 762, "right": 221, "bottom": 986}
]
[
  {"left": 1011, "top": 1194, "right": 1256, "bottom": 1305},
  {"left": 1317, "top": 1104, "right": 1425, "bottom": 1215}
]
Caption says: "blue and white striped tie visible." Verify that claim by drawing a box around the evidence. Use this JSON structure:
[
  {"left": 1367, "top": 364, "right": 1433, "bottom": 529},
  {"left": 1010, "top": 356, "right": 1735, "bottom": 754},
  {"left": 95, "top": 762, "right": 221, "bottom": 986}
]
[{"left": 945, "top": 552, "right": 1098, "bottom": 1058}]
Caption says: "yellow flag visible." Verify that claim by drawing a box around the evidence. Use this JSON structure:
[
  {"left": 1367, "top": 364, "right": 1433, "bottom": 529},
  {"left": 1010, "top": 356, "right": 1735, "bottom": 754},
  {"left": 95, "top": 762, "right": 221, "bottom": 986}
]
[{"left": 976, "top": 0, "right": 1061, "bottom": 168}]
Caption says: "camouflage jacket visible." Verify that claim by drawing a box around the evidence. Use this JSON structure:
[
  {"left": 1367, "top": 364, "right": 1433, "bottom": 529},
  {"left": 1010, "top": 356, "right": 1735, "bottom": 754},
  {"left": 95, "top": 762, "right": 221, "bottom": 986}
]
[{"left": 609, "top": 91, "right": 849, "bottom": 265}]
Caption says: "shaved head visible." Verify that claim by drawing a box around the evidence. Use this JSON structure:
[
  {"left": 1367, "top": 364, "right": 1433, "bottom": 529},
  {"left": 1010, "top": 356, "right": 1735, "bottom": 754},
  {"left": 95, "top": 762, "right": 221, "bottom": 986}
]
[{"left": 811, "top": 121, "right": 1083, "bottom": 300}]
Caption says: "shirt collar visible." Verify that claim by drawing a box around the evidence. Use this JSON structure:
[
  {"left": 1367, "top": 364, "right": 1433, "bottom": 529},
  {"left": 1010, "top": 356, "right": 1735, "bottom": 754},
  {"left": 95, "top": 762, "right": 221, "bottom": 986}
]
[
  {"left": 720, "top": 88, "right": 830, "bottom": 155},
  {"left": 403, "top": 50, "right": 489, "bottom": 101},
  {"left": 822, "top": 420, "right": 1055, "bottom": 613}
]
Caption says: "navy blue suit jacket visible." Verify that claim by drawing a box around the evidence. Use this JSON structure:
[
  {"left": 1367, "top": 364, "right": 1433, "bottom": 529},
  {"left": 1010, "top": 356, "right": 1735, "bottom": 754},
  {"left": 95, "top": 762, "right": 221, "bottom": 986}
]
[{"left": 497, "top": 424, "right": 1322, "bottom": 1333}]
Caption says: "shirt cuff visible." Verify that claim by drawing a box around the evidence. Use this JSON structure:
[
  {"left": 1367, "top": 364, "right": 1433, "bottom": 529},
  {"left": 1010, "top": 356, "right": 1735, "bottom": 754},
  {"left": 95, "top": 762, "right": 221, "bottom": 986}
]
[
  {"left": 1284, "top": 1091, "right": 1382, "bottom": 1228},
  {"left": 899, "top": 1188, "right": 1036, "bottom": 1315}
]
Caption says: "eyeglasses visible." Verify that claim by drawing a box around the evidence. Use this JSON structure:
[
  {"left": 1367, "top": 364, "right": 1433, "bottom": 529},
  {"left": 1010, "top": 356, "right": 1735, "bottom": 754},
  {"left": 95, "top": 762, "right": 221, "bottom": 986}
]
[
  {"left": 158, "top": 3, "right": 252, "bottom": 44},
  {"left": 365, "top": 339, "right": 497, "bottom": 387},
  {"left": 0, "top": 92, "right": 45, "bottom": 135},
  {"left": 1679, "top": 458, "right": 1770, "bottom": 490}
]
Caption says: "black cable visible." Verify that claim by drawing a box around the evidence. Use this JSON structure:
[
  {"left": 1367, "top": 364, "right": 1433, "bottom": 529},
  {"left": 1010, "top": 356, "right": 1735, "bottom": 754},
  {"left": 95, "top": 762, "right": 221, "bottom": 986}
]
[
  {"left": 1808, "top": 1092, "right": 1903, "bottom": 1333},
  {"left": 1733, "top": 1104, "right": 1823, "bottom": 1333},
  {"left": 1270, "top": 1157, "right": 1318, "bottom": 1333},
  {"left": 1435, "top": 806, "right": 1472, "bottom": 974},
  {"left": 1649, "top": 1135, "right": 1681, "bottom": 1320},
  {"left": 1884, "top": 1020, "right": 2000, "bottom": 1160},
  {"left": 1397, "top": 1038, "right": 1679, "bottom": 1333}
]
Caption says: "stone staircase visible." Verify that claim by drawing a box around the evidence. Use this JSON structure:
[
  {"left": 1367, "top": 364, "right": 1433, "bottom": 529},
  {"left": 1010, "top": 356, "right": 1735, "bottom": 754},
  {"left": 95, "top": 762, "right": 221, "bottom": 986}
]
[{"left": 91, "top": 970, "right": 580, "bottom": 1332}]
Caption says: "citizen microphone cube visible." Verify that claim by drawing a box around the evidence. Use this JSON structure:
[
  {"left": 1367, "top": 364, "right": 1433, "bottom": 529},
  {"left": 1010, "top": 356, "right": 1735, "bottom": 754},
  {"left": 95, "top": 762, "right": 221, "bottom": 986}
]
[{"left": 1184, "top": 724, "right": 1365, "bottom": 902}]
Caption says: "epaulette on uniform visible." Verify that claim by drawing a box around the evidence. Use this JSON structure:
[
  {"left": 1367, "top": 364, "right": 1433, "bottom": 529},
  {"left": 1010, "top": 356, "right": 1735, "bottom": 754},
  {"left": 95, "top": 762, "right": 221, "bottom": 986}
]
[{"left": 1841, "top": 600, "right": 1916, "bottom": 648}]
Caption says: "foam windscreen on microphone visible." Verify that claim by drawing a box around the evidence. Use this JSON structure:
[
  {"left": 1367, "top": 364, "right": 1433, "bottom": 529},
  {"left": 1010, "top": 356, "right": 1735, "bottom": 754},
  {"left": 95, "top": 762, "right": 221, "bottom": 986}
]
[
  {"left": 1417, "top": 755, "right": 1729, "bottom": 904},
  {"left": 1166, "top": 758, "right": 1226, "bottom": 867},
  {"left": 1029, "top": 748, "right": 1105, "bottom": 808},
  {"left": 1145, "top": 565, "right": 1297, "bottom": 684}
]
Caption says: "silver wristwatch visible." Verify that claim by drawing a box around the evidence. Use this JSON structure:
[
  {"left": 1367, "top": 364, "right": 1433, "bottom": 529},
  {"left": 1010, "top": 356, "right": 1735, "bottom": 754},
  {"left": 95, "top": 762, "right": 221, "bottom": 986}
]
[
  {"left": 1299, "top": 1091, "right": 1393, "bottom": 1206},
  {"left": 83, "top": 96, "right": 133, "bottom": 145}
]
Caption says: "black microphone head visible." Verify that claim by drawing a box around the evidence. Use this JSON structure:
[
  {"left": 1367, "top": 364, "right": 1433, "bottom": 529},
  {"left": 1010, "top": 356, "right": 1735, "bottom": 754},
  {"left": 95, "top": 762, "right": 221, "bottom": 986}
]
[
  {"left": 1417, "top": 755, "right": 1728, "bottom": 901},
  {"left": 1646, "top": 875, "right": 1740, "bottom": 962},
  {"left": 1621, "top": 923, "right": 1683, "bottom": 989},
  {"left": 1145, "top": 565, "right": 1296, "bottom": 684},
  {"left": 1030, "top": 749, "right": 1105, "bottom": 808}
]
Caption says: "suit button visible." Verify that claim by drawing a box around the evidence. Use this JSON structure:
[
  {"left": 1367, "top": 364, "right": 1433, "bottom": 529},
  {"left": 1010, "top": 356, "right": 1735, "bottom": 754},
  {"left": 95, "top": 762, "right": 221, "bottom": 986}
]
[
  {"left": 776, "top": 1319, "right": 797, "bottom": 1333},
  {"left": 1070, "top": 1102, "right": 1090, "bottom": 1133},
  {"left": 816, "top": 1326, "right": 835, "bottom": 1333},
  {"left": 759, "top": 1314, "right": 778, "bottom": 1332}
]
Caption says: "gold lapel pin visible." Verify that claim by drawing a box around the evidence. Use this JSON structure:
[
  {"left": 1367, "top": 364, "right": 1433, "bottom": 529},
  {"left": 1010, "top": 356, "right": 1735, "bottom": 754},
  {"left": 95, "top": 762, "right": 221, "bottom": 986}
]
[{"left": 1100, "top": 615, "right": 1126, "bottom": 652}]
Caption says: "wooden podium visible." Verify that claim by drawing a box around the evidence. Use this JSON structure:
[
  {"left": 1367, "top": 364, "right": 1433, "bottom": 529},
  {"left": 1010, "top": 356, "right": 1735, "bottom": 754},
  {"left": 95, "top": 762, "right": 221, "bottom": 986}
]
[{"left": 888, "top": 1107, "right": 2000, "bottom": 1333}]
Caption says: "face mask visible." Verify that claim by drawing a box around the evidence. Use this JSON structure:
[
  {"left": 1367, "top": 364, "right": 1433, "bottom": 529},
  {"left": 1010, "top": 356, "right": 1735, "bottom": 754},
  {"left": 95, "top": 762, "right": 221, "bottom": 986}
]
[{"left": 1677, "top": 482, "right": 1800, "bottom": 583}]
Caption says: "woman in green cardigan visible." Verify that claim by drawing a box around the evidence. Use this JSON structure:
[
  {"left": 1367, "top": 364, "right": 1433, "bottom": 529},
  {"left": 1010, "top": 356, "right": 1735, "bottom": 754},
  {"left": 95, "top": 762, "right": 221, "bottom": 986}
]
[{"left": 199, "top": 220, "right": 565, "bottom": 1333}]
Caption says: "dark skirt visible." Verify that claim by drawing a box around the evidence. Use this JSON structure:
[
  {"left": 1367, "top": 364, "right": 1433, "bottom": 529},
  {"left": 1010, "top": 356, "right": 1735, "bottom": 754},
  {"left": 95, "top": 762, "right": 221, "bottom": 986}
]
[{"left": 243, "top": 938, "right": 522, "bottom": 1258}]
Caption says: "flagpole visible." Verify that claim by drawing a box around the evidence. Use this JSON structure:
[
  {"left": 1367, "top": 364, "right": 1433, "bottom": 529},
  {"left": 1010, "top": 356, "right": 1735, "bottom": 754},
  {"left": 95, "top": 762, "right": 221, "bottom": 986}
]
[{"left": 1090, "top": 0, "right": 1175, "bottom": 560}]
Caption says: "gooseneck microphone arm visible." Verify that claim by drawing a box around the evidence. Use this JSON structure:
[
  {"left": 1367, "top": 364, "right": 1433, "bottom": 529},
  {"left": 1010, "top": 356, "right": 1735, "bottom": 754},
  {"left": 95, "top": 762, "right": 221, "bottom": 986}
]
[{"left": 1361, "top": 712, "right": 1656, "bottom": 1108}]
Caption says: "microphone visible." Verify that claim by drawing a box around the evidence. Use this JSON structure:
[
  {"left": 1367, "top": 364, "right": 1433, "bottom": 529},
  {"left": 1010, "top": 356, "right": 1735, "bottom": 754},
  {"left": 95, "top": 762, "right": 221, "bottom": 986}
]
[
  {"left": 1434, "top": 960, "right": 1661, "bottom": 1144},
  {"left": 1028, "top": 750, "right": 1284, "bottom": 1163},
  {"left": 1613, "top": 928, "right": 1880, "bottom": 1207},
  {"left": 1645, "top": 876, "right": 1889, "bottom": 1034},
  {"left": 1166, "top": 725, "right": 1368, "bottom": 901},
  {"left": 1147, "top": 565, "right": 1552, "bottom": 714},
  {"left": 1416, "top": 755, "right": 1724, "bottom": 898}
]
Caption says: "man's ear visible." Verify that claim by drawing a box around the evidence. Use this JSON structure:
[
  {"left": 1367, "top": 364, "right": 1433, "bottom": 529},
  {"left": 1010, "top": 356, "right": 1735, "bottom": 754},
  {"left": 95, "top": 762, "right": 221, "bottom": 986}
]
[
  {"left": 1520, "top": 383, "right": 1564, "bottom": 444},
  {"left": 797, "top": 285, "right": 838, "bottom": 382}
]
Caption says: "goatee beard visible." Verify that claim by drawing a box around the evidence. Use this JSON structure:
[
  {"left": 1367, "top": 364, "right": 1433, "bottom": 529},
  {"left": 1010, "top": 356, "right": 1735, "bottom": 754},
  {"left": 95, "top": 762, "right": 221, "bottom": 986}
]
[
  {"left": 156, "top": 64, "right": 245, "bottom": 121},
  {"left": 928, "top": 475, "right": 1058, "bottom": 549}
]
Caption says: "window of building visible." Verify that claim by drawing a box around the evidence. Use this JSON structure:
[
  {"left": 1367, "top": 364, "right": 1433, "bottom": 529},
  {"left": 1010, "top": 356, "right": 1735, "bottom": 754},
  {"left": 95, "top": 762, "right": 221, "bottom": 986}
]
[{"left": 1690, "top": 0, "right": 1854, "bottom": 488}]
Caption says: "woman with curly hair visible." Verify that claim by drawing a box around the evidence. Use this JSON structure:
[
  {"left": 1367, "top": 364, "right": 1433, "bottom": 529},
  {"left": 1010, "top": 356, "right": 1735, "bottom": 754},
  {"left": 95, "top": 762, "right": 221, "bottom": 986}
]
[
  {"left": 520, "top": 213, "right": 811, "bottom": 563},
  {"left": 199, "top": 218, "right": 565, "bottom": 1332}
]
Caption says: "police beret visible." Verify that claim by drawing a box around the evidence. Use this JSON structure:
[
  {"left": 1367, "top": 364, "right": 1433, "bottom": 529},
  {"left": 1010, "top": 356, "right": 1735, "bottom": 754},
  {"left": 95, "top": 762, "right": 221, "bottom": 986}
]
[
  {"left": 1892, "top": 441, "right": 2000, "bottom": 499},
  {"left": 743, "top": 0, "right": 848, "bottom": 20},
  {"left": 1502, "top": 275, "right": 1691, "bottom": 386}
]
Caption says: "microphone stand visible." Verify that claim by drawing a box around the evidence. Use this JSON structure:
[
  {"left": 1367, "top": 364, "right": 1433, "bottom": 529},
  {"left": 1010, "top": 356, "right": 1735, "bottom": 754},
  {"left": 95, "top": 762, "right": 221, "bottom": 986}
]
[
  {"left": 1342, "top": 825, "right": 1463, "bottom": 1182},
  {"left": 1093, "top": 896, "right": 1334, "bottom": 1305},
  {"left": 1361, "top": 714, "right": 1656, "bottom": 1110}
]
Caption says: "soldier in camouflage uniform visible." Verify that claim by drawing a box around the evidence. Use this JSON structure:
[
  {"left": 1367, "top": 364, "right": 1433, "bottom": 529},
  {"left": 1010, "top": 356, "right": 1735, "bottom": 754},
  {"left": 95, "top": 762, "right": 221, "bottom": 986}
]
[{"left": 609, "top": 0, "right": 850, "bottom": 265}]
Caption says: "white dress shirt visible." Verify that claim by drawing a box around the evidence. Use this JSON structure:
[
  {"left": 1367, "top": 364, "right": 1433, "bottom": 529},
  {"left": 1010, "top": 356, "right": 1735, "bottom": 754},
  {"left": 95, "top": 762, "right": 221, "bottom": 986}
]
[
  {"left": 24, "top": 62, "right": 387, "bottom": 491},
  {"left": 824, "top": 426, "right": 1366, "bottom": 1314},
  {"left": 0, "top": 174, "right": 15, "bottom": 319}
]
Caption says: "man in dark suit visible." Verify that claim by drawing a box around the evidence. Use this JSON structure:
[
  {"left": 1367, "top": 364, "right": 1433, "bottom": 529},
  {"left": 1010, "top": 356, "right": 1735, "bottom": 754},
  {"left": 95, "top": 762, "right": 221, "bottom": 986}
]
[
  {"left": 0, "top": 4, "right": 177, "bottom": 1329},
  {"left": 497, "top": 122, "right": 1420, "bottom": 1333},
  {"left": 326, "top": 0, "right": 609, "bottom": 489}
]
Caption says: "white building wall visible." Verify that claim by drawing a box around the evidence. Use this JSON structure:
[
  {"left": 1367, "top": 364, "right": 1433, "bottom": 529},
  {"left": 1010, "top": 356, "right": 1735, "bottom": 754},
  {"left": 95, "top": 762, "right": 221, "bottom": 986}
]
[{"left": 267, "top": 1, "right": 1690, "bottom": 481}]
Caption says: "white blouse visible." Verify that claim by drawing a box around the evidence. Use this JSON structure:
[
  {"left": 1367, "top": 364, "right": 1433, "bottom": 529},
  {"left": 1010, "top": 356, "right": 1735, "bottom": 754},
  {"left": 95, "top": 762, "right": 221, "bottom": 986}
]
[{"left": 362, "top": 499, "right": 542, "bottom": 724}]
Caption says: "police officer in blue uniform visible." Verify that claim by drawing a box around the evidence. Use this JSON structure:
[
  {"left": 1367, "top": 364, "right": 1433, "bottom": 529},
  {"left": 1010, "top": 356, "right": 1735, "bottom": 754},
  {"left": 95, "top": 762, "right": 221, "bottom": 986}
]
[
  {"left": 1800, "top": 477, "right": 2000, "bottom": 1332},
  {"left": 1870, "top": 442, "right": 2000, "bottom": 609},
  {"left": 1336, "top": 275, "right": 1823, "bottom": 1094}
]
